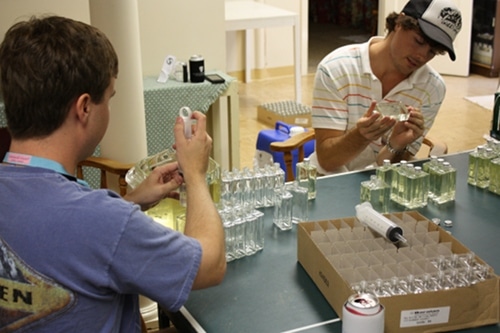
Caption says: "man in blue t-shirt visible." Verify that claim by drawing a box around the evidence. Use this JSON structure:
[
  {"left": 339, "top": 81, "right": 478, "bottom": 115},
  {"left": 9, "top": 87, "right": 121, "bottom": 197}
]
[{"left": 0, "top": 16, "right": 226, "bottom": 332}]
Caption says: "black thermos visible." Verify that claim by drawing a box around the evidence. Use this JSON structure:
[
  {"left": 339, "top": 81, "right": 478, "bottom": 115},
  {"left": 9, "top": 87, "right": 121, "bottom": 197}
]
[{"left": 189, "top": 55, "right": 205, "bottom": 83}]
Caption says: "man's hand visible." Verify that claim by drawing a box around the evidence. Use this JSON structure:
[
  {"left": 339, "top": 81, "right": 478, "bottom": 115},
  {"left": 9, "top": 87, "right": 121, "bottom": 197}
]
[
  {"left": 357, "top": 101, "right": 396, "bottom": 141},
  {"left": 388, "top": 106, "right": 425, "bottom": 150},
  {"left": 123, "top": 162, "right": 183, "bottom": 211}
]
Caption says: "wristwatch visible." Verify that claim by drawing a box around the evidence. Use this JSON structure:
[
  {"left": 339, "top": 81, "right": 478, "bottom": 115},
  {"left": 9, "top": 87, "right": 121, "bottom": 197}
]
[{"left": 386, "top": 141, "right": 407, "bottom": 155}]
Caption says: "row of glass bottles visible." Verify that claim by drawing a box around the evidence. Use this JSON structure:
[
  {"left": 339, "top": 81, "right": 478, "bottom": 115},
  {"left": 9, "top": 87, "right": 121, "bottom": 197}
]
[
  {"left": 272, "top": 158, "right": 317, "bottom": 230},
  {"left": 366, "top": 158, "right": 456, "bottom": 211},
  {"left": 273, "top": 182, "right": 309, "bottom": 230},
  {"left": 467, "top": 139, "right": 500, "bottom": 195},
  {"left": 220, "top": 163, "right": 285, "bottom": 212},
  {"left": 220, "top": 207, "right": 265, "bottom": 262}
]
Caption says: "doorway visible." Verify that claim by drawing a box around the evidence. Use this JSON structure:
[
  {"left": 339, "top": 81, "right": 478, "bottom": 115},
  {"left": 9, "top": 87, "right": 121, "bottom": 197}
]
[{"left": 307, "top": 0, "right": 378, "bottom": 74}]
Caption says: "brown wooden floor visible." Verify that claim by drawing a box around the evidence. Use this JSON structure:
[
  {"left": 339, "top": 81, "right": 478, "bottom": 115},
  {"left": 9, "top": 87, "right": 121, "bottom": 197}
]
[{"left": 237, "top": 73, "right": 498, "bottom": 170}]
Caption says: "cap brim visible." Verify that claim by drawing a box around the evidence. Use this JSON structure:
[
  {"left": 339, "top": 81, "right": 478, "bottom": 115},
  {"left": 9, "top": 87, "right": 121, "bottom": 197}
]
[{"left": 418, "top": 18, "right": 456, "bottom": 61}]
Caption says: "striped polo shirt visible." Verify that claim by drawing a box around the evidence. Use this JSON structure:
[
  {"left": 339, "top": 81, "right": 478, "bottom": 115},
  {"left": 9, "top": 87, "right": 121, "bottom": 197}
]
[{"left": 310, "top": 37, "right": 445, "bottom": 174}]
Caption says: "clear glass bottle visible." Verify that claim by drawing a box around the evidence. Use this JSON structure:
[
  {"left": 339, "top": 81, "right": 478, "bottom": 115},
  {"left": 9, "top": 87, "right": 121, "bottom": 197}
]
[
  {"left": 273, "top": 188, "right": 293, "bottom": 230},
  {"left": 264, "top": 165, "right": 276, "bottom": 207},
  {"left": 476, "top": 147, "right": 495, "bottom": 189},
  {"left": 220, "top": 209, "right": 236, "bottom": 262},
  {"left": 468, "top": 145, "right": 485, "bottom": 186},
  {"left": 252, "top": 209, "right": 265, "bottom": 252},
  {"left": 423, "top": 155, "right": 438, "bottom": 200},
  {"left": 376, "top": 159, "right": 393, "bottom": 190},
  {"left": 398, "top": 163, "right": 415, "bottom": 207},
  {"left": 432, "top": 161, "right": 457, "bottom": 204},
  {"left": 391, "top": 160, "right": 408, "bottom": 205},
  {"left": 252, "top": 165, "right": 265, "bottom": 208},
  {"left": 360, "top": 175, "right": 390, "bottom": 213},
  {"left": 287, "top": 181, "right": 309, "bottom": 224},
  {"left": 241, "top": 167, "right": 256, "bottom": 213},
  {"left": 232, "top": 208, "right": 247, "bottom": 259},
  {"left": 489, "top": 157, "right": 500, "bottom": 195},
  {"left": 295, "top": 157, "right": 317, "bottom": 200},
  {"left": 405, "top": 166, "right": 429, "bottom": 209}
]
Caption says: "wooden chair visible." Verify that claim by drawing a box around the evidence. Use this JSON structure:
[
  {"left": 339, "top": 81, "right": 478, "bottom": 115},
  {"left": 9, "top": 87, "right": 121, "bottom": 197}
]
[
  {"left": 76, "top": 156, "right": 134, "bottom": 196},
  {"left": 269, "top": 128, "right": 448, "bottom": 182}
]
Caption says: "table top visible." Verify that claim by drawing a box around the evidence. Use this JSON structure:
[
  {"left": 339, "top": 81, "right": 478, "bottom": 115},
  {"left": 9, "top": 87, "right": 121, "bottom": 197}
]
[
  {"left": 225, "top": 1, "right": 298, "bottom": 31},
  {"left": 171, "top": 151, "right": 500, "bottom": 333}
]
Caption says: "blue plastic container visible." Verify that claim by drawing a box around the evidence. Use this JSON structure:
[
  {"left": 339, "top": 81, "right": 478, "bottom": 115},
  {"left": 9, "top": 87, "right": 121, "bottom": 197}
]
[{"left": 256, "top": 121, "right": 315, "bottom": 180}]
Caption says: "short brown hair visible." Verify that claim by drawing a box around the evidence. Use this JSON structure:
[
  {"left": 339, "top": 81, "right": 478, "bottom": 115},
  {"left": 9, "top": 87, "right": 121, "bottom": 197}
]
[{"left": 0, "top": 16, "right": 119, "bottom": 139}]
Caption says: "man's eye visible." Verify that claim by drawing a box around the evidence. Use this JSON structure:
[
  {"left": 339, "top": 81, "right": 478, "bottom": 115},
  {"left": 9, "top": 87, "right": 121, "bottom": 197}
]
[{"left": 415, "top": 38, "right": 425, "bottom": 45}]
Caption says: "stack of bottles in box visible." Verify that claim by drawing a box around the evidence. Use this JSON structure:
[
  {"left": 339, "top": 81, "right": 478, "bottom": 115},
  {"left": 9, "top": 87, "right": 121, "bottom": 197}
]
[
  {"left": 468, "top": 138, "right": 500, "bottom": 195},
  {"left": 309, "top": 213, "right": 494, "bottom": 298},
  {"left": 361, "top": 157, "right": 457, "bottom": 213}
]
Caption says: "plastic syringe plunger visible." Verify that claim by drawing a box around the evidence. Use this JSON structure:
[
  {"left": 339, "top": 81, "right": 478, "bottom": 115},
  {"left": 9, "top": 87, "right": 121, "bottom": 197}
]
[{"left": 355, "top": 202, "right": 406, "bottom": 243}]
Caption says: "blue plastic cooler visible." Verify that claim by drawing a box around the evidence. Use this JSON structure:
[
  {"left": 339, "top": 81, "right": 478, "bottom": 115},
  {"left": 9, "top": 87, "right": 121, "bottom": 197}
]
[{"left": 256, "top": 121, "right": 315, "bottom": 180}]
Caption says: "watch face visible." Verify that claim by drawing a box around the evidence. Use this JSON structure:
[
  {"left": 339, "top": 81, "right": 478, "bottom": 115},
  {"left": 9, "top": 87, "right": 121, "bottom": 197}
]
[{"left": 375, "top": 101, "right": 409, "bottom": 121}]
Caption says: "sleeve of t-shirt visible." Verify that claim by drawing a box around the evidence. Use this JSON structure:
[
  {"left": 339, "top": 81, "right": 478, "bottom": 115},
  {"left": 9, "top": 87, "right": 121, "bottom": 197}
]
[{"left": 106, "top": 206, "right": 202, "bottom": 312}]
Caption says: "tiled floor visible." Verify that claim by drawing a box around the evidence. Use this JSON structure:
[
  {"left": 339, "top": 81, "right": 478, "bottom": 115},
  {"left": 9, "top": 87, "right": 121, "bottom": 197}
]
[{"left": 233, "top": 21, "right": 498, "bottom": 170}]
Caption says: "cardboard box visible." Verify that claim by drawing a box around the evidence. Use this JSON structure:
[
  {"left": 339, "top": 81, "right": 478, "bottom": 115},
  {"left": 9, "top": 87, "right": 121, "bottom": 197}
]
[
  {"left": 297, "top": 211, "right": 500, "bottom": 333},
  {"left": 257, "top": 101, "right": 312, "bottom": 128}
]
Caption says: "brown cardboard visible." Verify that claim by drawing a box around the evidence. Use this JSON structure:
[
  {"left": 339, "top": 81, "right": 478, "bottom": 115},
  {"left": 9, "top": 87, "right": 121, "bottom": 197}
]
[
  {"left": 297, "top": 211, "right": 500, "bottom": 333},
  {"left": 257, "top": 104, "right": 312, "bottom": 128}
]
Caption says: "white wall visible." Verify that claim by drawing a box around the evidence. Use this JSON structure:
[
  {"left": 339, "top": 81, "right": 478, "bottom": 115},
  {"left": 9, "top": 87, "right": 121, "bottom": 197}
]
[
  {"left": 138, "top": 0, "right": 226, "bottom": 76},
  {"left": 0, "top": 0, "right": 226, "bottom": 79},
  {"left": 0, "top": 0, "right": 90, "bottom": 31}
]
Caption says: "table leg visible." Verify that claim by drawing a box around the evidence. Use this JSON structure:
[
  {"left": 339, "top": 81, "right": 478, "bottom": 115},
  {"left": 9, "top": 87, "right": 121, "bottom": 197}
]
[
  {"left": 244, "top": 29, "right": 253, "bottom": 83},
  {"left": 293, "top": 17, "right": 302, "bottom": 103}
]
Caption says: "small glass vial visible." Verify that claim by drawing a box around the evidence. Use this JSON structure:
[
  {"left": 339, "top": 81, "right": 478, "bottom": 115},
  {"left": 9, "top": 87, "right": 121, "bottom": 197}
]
[
  {"left": 273, "top": 188, "right": 293, "bottom": 230},
  {"left": 220, "top": 210, "right": 236, "bottom": 262},
  {"left": 295, "top": 157, "right": 317, "bottom": 200},
  {"left": 252, "top": 210, "right": 265, "bottom": 251},
  {"left": 287, "top": 182, "right": 309, "bottom": 224}
]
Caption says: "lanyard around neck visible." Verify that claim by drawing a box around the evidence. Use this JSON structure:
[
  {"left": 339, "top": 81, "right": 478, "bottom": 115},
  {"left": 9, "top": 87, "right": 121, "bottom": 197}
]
[{"left": 3, "top": 152, "right": 89, "bottom": 187}]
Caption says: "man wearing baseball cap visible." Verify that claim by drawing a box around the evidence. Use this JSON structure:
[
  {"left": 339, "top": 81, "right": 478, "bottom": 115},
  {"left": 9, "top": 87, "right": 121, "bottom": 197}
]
[{"left": 309, "top": 0, "right": 462, "bottom": 174}]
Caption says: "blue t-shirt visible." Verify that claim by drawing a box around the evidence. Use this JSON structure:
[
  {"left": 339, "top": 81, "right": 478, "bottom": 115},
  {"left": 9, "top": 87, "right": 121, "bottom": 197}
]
[{"left": 0, "top": 164, "right": 202, "bottom": 332}]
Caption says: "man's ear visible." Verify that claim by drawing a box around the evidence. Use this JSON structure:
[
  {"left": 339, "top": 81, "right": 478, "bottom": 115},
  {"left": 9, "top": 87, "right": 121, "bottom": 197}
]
[{"left": 74, "top": 93, "right": 92, "bottom": 122}]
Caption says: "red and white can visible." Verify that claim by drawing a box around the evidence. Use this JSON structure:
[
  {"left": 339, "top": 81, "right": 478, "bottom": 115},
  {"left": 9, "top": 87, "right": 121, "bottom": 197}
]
[{"left": 342, "top": 293, "right": 384, "bottom": 333}]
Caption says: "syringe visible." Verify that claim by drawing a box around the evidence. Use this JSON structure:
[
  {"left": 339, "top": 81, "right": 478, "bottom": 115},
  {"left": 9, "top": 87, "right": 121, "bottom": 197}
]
[{"left": 355, "top": 202, "right": 407, "bottom": 243}]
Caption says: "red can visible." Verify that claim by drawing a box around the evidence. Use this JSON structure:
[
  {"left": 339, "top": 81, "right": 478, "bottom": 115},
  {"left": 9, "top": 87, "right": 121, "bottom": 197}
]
[{"left": 342, "top": 293, "right": 384, "bottom": 333}]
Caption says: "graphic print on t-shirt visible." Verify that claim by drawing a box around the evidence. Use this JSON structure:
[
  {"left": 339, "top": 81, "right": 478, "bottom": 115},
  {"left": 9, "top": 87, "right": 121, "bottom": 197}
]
[{"left": 0, "top": 237, "right": 75, "bottom": 331}]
